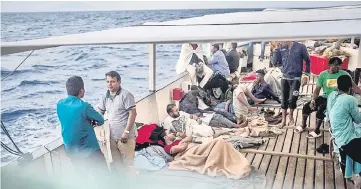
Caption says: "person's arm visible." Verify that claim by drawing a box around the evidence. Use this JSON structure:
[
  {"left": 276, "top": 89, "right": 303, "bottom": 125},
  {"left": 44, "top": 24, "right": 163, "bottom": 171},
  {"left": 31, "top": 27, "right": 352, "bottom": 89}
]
[
  {"left": 199, "top": 65, "right": 213, "bottom": 88},
  {"left": 264, "top": 84, "right": 279, "bottom": 100},
  {"left": 124, "top": 93, "right": 137, "bottom": 133},
  {"left": 180, "top": 136, "right": 193, "bottom": 144},
  {"left": 96, "top": 95, "right": 106, "bottom": 115},
  {"left": 237, "top": 92, "right": 251, "bottom": 109},
  {"left": 302, "top": 44, "right": 311, "bottom": 75},
  {"left": 85, "top": 103, "right": 105, "bottom": 126},
  {"left": 352, "top": 81, "right": 361, "bottom": 94},
  {"left": 350, "top": 98, "right": 361, "bottom": 124},
  {"left": 272, "top": 49, "right": 282, "bottom": 66},
  {"left": 312, "top": 86, "right": 322, "bottom": 101},
  {"left": 170, "top": 142, "right": 189, "bottom": 155},
  {"left": 208, "top": 52, "right": 219, "bottom": 66}
]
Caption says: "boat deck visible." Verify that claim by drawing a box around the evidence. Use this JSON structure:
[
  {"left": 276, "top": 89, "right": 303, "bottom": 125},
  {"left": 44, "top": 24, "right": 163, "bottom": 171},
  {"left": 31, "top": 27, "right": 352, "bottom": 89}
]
[{"left": 239, "top": 75, "right": 346, "bottom": 189}]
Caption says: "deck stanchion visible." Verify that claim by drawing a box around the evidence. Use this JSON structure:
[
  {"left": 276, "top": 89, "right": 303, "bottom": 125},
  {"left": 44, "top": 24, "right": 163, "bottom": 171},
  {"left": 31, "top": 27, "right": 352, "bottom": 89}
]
[
  {"left": 356, "top": 36, "right": 361, "bottom": 68},
  {"left": 149, "top": 43, "right": 156, "bottom": 93}
]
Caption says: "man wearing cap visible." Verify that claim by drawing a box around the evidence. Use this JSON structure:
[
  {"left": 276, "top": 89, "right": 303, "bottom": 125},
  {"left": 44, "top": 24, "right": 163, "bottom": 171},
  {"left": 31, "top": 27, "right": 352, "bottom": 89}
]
[{"left": 295, "top": 57, "right": 361, "bottom": 138}]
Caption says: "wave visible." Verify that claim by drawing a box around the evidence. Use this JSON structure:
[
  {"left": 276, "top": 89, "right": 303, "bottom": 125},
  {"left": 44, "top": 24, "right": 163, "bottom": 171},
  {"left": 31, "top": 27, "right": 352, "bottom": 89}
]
[
  {"left": 19, "top": 80, "right": 60, "bottom": 87},
  {"left": 1, "top": 108, "right": 52, "bottom": 123},
  {"left": 19, "top": 90, "right": 63, "bottom": 99},
  {"left": 75, "top": 53, "right": 89, "bottom": 61},
  {"left": 1, "top": 69, "right": 42, "bottom": 77},
  {"left": 131, "top": 77, "right": 146, "bottom": 80}
]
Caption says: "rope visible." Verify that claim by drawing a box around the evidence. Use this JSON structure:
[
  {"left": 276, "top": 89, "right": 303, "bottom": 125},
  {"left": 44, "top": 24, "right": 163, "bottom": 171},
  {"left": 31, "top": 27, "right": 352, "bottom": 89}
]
[
  {"left": 1, "top": 142, "right": 21, "bottom": 156},
  {"left": 1, "top": 50, "right": 34, "bottom": 81},
  {"left": 1, "top": 121, "right": 24, "bottom": 155}
]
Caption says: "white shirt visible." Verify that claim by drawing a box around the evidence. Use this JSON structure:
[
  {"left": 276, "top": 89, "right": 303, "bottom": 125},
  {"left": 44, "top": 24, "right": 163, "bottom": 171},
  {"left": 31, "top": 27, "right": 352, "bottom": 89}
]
[{"left": 233, "top": 84, "right": 249, "bottom": 119}]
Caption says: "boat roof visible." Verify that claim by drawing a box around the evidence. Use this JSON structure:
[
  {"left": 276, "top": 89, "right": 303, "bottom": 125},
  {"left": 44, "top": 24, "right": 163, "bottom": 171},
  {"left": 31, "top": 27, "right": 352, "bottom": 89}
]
[{"left": 2, "top": 5, "right": 361, "bottom": 56}]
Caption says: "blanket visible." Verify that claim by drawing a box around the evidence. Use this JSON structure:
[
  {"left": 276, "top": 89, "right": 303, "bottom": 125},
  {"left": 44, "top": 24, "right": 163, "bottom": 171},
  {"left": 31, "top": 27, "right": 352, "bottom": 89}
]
[
  {"left": 134, "top": 148, "right": 167, "bottom": 171},
  {"left": 176, "top": 43, "right": 206, "bottom": 74},
  {"left": 168, "top": 138, "right": 251, "bottom": 180},
  {"left": 94, "top": 120, "right": 113, "bottom": 163}
]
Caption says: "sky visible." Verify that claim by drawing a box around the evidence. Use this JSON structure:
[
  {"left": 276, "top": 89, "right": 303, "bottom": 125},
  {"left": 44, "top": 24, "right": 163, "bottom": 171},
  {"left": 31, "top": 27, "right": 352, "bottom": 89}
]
[{"left": 1, "top": 1, "right": 361, "bottom": 13}]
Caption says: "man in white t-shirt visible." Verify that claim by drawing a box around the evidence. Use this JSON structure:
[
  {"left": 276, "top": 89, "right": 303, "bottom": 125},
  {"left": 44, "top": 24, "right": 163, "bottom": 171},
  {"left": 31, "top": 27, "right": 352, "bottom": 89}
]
[{"left": 233, "top": 84, "right": 267, "bottom": 123}]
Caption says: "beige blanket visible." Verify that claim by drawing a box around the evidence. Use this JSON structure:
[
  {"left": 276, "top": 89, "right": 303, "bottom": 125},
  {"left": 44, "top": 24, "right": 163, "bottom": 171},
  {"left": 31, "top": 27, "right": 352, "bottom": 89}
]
[{"left": 168, "top": 138, "right": 251, "bottom": 180}]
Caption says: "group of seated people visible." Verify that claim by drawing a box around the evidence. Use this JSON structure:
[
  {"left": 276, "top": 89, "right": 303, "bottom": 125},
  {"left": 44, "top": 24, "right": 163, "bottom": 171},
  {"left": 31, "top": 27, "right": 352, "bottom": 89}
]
[{"left": 173, "top": 42, "right": 361, "bottom": 181}]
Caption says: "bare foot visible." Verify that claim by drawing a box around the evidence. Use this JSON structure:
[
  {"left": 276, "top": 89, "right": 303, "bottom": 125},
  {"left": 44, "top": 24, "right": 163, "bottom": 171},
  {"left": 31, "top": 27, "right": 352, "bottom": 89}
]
[
  {"left": 248, "top": 107, "right": 258, "bottom": 113},
  {"left": 235, "top": 121, "right": 248, "bottom": 128},
  {"left": 214, "top": 131, "right": 229, "bottom": 138},
  {"left": 254, "top": 98, "right": 267, "bottom": 104},
  {"left": 279, "top": 120, "right": 287, "bottom": 128},
  {"left": 289, "top": 119, "right": 295, "bottom": 127}
]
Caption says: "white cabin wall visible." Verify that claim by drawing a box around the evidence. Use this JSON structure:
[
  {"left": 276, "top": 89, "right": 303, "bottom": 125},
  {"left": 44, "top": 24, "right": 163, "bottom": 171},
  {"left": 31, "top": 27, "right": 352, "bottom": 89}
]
[{"left": 133, "top": 73, "right": 190, "bottom": 125}]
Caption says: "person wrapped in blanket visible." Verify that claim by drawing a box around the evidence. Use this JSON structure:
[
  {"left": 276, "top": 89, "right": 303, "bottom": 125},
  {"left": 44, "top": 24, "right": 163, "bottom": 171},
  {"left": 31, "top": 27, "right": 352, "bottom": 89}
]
[
  {"left": 294, "top": 57, "right": 361, "bottom": 139},
  {"left": 327, "top": 75, "right": 361, "bottom": 180},
  {"left": 249, "top": 69, "right": 281, "bottom": 105}
]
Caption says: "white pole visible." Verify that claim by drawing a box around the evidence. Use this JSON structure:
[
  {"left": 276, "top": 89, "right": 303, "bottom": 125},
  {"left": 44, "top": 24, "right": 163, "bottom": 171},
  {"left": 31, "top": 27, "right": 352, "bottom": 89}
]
[
  {"left": 149, "top": 43, "right": 156, "bottom": 92},
  {"left": 351, "top": 37, "right": 355, "bottom": 45},
  {"left": 356, "top": 36, "right": 361, "bottom": 68}
]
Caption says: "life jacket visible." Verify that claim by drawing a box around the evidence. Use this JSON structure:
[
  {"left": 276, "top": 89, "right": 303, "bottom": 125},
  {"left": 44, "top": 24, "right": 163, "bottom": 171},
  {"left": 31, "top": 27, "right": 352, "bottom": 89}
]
[{"left": 135, "top": 124, "right": 166, "bottom": 151}]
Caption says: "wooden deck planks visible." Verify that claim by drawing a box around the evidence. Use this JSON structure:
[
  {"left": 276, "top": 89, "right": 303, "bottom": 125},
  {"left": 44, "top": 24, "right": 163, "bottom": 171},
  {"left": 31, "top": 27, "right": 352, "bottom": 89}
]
[
  {"left": 242, "top": 75, "right": 346, "bottom": 189},
  {"left": 282, "top": 108, "right": 303, "bottom": 189}
]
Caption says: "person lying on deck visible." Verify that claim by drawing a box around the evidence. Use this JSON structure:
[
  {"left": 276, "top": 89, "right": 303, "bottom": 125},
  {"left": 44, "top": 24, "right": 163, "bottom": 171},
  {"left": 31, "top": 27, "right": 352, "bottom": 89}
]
[
  {"left": 162, "top": 104, "right": 245, "bottom": 138},
  {"left": 233, "top": 84, "right": 267, "bottom": 124},
  {"left": 295, "top": 57, "right": 361, "bottom": 138},
  {"left": 179, "top": 85, "right": 238, "bottom": 123},
  {"left": 163, "top": 133, "right": 193, "bottom": 155},
  {"left": 327, "top": 75, "right": 361, "bottom": 167},
  {"left": 249, "top": 69, "right": 281, "bottom": 104}
]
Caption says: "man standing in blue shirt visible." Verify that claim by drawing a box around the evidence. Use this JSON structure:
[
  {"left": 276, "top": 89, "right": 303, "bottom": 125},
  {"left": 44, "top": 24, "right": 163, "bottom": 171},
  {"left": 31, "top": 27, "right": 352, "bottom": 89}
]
[
  {"left": 57, "top": 76, "right": 108, "bottom": 175},
  {"left": 275, "top": 41, "right": 311, "bottom": 127}
]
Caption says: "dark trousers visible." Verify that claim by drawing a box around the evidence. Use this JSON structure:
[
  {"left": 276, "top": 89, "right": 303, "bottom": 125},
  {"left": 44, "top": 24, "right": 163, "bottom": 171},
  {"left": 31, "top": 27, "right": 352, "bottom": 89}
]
[
  {"left": 203, "top": 73, "right": 229, "bottom": 94},
  {"left": 302, "top": 96, "right": 327, "bottom": 120},
  {"left": 339, "top": 138, "right": 361, "bottom": 176},
  {"left": 281, "top": 79, "right": 301, "bottom": 109}
]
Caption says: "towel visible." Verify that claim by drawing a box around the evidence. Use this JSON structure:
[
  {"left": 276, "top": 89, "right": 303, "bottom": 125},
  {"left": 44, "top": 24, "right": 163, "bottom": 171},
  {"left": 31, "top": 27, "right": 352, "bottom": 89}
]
[{"left": 176, "top": 44, "right": 206, "bottom": 74}]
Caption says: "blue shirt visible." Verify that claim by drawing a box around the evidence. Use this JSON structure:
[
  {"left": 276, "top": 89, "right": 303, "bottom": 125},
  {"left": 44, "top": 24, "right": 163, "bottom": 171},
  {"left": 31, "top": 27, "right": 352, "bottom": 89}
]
[
  {"left": 326, "top": 91, "right": 361, "bottom": 148},
  {"left": 57, "top": 96, "right": 104, "bottom": 158},
  {"left": 275, "top": 42, "right": 311, "bottom": 79},
  {"left": 208, "top": 50, "right": 230, "bottom": 77}
]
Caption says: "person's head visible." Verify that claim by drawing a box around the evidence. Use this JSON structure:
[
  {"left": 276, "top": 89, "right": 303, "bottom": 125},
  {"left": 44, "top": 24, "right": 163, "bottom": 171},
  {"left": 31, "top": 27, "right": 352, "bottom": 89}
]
[
  {"left": 211, "top": 44, "right": 220, "bottom": 54},
  {"left": 66, "top": 76, "right": 85, "bottom": 98},
  {"left": 255, "top": 69, "right": 266, "bottom": 83},
  {"left": 281, "top": 41, "right": 292, "bottom": 48},
  {"left": 166, "top": 104, "right": 180, "bottom": 118},
  {"left": 328, "top": 57, "right": 342, "bottom": 74},
  {"left": 337, "top": 75, "right": 353, "bottom": 93},
  {"left": 105, "top": 71, "right": 121, "bottom": 93},
  {"left": 163, "top": 132, "right": 176, "bottom": 144},
  {"left": 231, "top": 43, "right": 238, "bottom": 50},
  {"left": 190, "top": 43, "right": 198, "bottom": 50}
]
